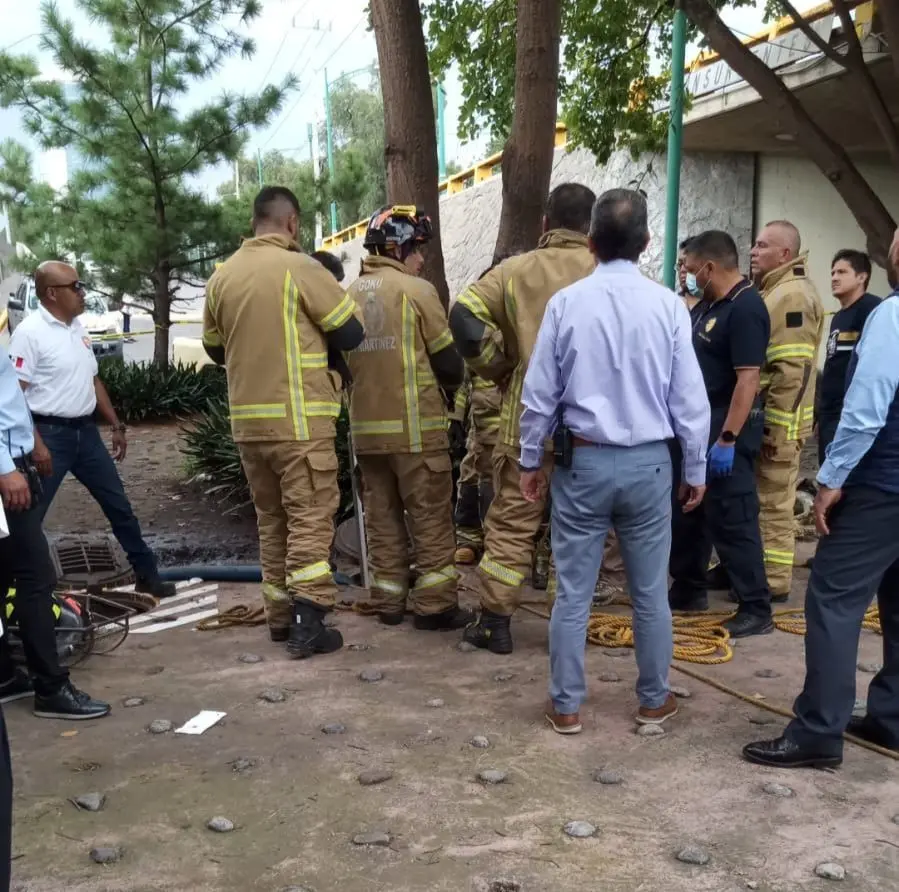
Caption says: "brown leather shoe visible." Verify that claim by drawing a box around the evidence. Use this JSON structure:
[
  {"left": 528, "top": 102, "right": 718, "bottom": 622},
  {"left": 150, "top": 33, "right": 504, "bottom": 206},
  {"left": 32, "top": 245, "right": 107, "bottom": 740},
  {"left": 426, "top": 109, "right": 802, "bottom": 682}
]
[
  {"left": 544, "top": 704, "right": 583, "bottom": 735},
  {"left": 636, "top": 692, "right": 678, "bottom": 725}
]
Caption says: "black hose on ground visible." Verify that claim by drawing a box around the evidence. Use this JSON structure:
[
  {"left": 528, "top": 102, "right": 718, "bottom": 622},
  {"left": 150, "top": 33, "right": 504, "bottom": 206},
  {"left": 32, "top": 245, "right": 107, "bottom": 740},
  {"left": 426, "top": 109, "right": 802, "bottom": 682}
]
[{"left": 156, "top": 565, "right": 358, "bottom": 587}]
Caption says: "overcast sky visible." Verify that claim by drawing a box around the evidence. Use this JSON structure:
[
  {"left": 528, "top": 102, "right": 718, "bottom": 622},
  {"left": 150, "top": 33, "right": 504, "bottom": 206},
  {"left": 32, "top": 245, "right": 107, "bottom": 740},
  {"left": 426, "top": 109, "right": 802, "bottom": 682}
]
[{"left": 0, "top": 0, "right": 819, "bottom": 196}]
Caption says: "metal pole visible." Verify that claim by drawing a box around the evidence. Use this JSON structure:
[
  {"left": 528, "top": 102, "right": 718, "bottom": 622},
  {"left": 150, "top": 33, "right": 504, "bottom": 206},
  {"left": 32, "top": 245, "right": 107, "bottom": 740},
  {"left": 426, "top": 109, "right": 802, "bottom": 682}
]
[
  {"left": 310, "top": 119, "right": 323, "bottom": 248},
  {"left": 663, "top": 2, "right": 687, "bottom": 291},
  {"left": 324, "top": 67, "right": 338, "bottom": 234},
  {"left": 436, "top": 82, "right": 447, "bottom": 180},
  {"left": 256, "top": 148, "right": 263, "bottom": 186}
]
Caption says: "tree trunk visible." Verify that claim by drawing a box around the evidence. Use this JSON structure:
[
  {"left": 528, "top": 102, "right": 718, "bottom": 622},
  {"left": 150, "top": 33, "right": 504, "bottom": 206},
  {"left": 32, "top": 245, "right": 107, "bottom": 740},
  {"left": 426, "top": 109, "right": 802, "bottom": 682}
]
[
  {"left": 493, "top": 0, "right": 563, "bottom": 264},
  {"left": 152, "top": 266, "right": 171, "bottom": 367},
  {"left": 682, "top": 0, "right": 896, "bottom": 267},
  {"left": 371, "top": 0, "right": 450, "bottom": 307}
]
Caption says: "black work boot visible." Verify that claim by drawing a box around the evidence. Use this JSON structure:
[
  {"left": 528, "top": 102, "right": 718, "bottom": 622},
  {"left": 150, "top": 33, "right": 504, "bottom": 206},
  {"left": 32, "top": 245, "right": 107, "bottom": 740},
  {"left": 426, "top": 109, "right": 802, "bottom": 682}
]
[
  {"left": 287, "top": 600, "right": 344, "bottom": 659},
  {"left": 135, "top": 573, "right": 177, "bottom": 599},
  {"left": 461, "top": 609, "right": 513, "bottom": 654},
  {"left": 269, "top": 627, "right": 289, "bottom": 643},
  {"left": 668, "top": 584, "right": 708, "bottom": 613},
  {"left": 414, "top": 605, "right": 475, "bottom": 631},
  {"left": 378, "top": 611, "right": 405, "bottom": 627}
]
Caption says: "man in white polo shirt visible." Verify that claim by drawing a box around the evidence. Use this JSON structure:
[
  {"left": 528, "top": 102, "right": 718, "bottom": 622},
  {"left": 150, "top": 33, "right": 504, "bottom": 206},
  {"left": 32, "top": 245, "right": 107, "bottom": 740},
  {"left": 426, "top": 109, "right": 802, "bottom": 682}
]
[{"left": 9, "top": 261, "right": 175, "bottom": 599}]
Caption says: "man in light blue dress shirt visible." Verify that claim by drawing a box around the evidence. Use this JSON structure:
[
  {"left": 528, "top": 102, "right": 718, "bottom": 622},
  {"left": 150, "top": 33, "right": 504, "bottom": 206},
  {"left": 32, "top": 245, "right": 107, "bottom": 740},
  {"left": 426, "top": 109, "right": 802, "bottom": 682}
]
[
  {"left": 519, "top": 189, "right": 711, "bottom": 734},
  {"left": 745, "top": 227, "right": 899, "bottom": 768}
]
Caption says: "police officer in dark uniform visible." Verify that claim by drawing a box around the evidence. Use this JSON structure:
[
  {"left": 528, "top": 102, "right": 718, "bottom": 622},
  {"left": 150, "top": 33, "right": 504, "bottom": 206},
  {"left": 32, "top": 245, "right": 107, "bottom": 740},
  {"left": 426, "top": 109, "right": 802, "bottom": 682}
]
[
  {"left": 817, "top": 249, "right": 880, "bottom": 463},
  {"left": 669, "top": 230, "right": 774, "bottom": 638}
]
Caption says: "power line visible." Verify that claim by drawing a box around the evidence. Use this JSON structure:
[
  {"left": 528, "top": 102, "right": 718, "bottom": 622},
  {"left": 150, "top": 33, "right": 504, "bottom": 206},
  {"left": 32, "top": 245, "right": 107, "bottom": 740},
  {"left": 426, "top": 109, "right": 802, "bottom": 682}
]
[
  {"left": 255, "top": 0, "right": 314, "bottom": 90},
  {"left": 263, "top": 15, "right": 366, "bottom": 147}
]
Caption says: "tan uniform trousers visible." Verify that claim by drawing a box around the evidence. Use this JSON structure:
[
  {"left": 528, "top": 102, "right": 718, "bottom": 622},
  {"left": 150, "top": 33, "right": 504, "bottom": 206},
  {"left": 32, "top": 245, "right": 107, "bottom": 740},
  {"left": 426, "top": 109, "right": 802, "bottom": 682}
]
[
  {"left": 480, "top": 453, "right": 624, "bottom": 615},
  {"left": 757, "top": 440, "right": 803, "bottom": 597},
  {"left": 239, "top": 441, "right": 339, "bottom": 631},
  {"left": 359, "top": 451, "right": 459, "bottom": 616},
  {"left": 458, "top": 423, "right": 495, "bottom": 487}
]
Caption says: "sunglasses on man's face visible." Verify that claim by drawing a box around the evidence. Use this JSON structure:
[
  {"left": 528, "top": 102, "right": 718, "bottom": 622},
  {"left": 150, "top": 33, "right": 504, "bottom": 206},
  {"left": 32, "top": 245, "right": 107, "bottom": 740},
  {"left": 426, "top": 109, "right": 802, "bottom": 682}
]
[{"left": 56, "top": 280, "right": 86, "bottom": 293}]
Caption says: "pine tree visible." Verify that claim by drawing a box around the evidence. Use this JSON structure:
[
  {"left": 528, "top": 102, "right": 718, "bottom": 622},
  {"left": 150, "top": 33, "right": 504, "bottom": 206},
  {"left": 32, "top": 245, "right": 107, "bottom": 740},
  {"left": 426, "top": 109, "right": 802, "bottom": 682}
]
[{"left": 0, "top": 0, "right": 295, "bottom": 365}]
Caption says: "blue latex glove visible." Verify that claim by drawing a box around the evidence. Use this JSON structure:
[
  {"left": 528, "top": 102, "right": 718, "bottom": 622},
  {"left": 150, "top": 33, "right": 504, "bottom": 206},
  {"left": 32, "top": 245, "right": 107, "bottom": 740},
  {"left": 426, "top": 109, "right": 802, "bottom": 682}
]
[{"left": 708, "top": 442, "right": 735, "bottom": 478}]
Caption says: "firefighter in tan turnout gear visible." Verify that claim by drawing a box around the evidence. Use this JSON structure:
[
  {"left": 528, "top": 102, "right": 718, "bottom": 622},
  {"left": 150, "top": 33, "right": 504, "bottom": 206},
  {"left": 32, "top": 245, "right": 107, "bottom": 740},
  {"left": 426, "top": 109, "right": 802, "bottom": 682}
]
[
  {"left": 448, "top": 182, "right": 598, "bottom": 654},
  {"left": 203, "top": 186, "right": 364, "bottom": 657},
  {"left": 750, "top": 220, "right": 824, "bottom": 600},
  {"left": 346, "top": 205, "right": 473, "bottom": 630}
]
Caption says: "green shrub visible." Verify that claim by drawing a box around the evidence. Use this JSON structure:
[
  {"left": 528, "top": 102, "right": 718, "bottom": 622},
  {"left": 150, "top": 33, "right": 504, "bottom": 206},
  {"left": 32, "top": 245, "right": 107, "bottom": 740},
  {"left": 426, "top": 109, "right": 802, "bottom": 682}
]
[
  {"left": 99, "top": 359, "right": 227, "bottom": 423},
  {"left": 180, "top": 400, "right": 353, "bottom": 519}
]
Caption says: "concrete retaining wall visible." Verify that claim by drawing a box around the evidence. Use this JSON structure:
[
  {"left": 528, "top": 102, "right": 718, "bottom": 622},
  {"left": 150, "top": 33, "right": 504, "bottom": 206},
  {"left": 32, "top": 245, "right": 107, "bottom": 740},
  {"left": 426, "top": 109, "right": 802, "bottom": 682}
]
[{"left": 334, "top": 146, "right": 756, "bottom": 297}]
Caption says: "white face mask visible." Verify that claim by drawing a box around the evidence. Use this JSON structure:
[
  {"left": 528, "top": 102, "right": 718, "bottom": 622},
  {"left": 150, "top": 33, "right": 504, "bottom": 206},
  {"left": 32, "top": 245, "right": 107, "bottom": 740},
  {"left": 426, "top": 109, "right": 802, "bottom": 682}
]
[{"left": 685, "top": 264, "right": 710, "bottom": 299}]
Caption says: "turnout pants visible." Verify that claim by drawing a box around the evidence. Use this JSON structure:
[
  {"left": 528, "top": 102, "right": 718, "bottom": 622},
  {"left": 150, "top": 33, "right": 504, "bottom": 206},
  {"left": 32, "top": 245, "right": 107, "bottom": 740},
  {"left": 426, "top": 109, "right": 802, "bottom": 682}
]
[
  {"left": 757, "top": 440, "right": 803, "bottom": 597},
  {"left": 670, "top": 416, "right": 771, "bottom": 617},
  {"left": 550, "top": 442, "right": 673, "bottom": 713},
  {"left": 454, "top": 424, "right": 496, "bottom": 551},
  {"left": 786, "top": 485, "right": 899, "bottom": 756},
  {"left": 239, "top": 440, "right": 339, "bottom": 631},
  {"left": 358, "top": 451, "right": 459, "bottom": 616}
]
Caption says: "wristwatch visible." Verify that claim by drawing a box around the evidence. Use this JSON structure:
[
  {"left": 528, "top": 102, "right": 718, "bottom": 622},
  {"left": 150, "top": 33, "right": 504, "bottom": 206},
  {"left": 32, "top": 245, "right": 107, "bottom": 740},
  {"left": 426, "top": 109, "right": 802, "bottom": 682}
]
[{"left": 719, "top": 430, "right": 736, "bottom": 444}]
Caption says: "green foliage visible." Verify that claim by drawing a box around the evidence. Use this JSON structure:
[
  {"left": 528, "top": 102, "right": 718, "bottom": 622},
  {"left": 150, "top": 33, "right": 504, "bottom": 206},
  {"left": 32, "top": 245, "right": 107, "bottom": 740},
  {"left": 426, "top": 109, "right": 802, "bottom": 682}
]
[
  {"left": 98, "top": 359, "right": 227, "bottom": 423},
  {"left": 423, "top": 0, "right": 743, "bottom": 161},
  {"left": 0, "top": 0, "right": 294, "bottom": 364},
  {"left": 180, "top": 400, "right": 354, "bottom": 518}
]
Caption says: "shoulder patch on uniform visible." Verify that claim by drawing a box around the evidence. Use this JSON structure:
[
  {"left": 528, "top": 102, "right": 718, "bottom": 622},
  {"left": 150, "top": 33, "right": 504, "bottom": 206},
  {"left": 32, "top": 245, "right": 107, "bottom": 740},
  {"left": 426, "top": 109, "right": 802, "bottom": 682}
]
[{"left": 785, "top": 311, "right": 803, "bottom": 328}]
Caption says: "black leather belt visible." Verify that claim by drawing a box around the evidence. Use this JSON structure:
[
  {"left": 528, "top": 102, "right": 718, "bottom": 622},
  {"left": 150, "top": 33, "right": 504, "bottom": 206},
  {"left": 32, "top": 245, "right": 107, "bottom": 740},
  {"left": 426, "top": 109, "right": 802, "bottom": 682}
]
[{"left": 31, "top": 414, "right": 95, "bottom": 428}]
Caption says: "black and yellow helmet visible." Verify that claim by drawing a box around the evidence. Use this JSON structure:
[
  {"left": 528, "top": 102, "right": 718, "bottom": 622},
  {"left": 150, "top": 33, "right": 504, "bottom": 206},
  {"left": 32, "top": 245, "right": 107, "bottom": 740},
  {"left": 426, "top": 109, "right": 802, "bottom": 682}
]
[{"left": 363, "top": 205, "right": 433, "bottom": 251}]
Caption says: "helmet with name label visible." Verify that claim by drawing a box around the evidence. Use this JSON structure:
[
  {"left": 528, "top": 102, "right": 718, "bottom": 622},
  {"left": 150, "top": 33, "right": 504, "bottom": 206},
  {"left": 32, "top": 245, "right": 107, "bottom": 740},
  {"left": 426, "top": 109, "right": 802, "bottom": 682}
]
[{"left": 363, "top": 205, "right": 433, "bottom": 252}]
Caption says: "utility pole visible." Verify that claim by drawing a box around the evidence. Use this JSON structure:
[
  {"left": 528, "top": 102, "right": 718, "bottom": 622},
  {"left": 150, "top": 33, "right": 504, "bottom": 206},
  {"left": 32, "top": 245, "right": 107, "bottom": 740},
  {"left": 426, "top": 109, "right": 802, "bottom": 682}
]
[
  {"left": 663, "top": 0, "right": 687, "bottom": 291},
  {"left": 324, "top": 67, "right": 338, "bottom": 235},
  {"left": 256, "top": 148, "right": 263, "bottom": 186},
  {"left": 233, "top": 160, "right": 240, "bottom": 198},
  {"left": 310, "top": 120, "right": 323, "bottom": 248},
  {"left": 436, "top": 82, "right": 447, "bottom": 181}
]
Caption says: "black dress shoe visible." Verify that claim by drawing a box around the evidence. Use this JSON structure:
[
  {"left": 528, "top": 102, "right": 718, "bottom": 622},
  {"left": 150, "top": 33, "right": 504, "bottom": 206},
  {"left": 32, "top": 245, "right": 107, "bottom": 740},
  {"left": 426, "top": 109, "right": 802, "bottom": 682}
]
[
  {"left": 414, "top": 605, "right": 475, "bottom": 631},
  {"left": 0, "top": 668, "right": 34, "bottom": 704},
  {"left": 724, "top": 612, "right": 774, "bottom": 638},
  {"left": 668, "top": 593, "right": 709, "bottom": 613},
  {"left": 846, "top": 716, "right": 899, "bottom": 752},
  {"left": 33, "top": 682, "right": 111, "bottom": 721},
  {"left": 135, "top": 574, "right": 177, "bottom": 599},
  {"left": 743, "top": 735, "right": 842, "bottom": 769}
]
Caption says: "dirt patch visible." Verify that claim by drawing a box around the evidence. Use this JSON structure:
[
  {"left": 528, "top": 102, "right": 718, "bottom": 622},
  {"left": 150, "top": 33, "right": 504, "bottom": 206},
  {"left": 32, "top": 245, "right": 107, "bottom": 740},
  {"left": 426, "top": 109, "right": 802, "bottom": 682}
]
[
  {"left": 42, "top": 421, "right": 259, "bottom": 567},
  {"left": 7, "top": 572, "right": 899, "bottom": 892}
]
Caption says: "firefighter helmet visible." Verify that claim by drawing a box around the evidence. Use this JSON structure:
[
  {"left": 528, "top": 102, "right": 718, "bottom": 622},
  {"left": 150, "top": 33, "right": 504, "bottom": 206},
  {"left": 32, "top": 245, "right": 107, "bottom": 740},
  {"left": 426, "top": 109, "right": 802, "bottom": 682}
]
[{"left": 363, "top": 205, "right": 433, "bottom": 251}]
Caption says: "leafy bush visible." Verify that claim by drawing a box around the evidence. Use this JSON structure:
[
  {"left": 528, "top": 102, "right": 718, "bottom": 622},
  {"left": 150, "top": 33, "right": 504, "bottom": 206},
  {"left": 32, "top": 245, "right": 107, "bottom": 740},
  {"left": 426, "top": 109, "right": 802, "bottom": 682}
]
[
  {"left": 180, "top": 400, "right": 353, "bottom": 518},
  {"left": 99, "top": 359, "right": 227, "bottom": 423}
]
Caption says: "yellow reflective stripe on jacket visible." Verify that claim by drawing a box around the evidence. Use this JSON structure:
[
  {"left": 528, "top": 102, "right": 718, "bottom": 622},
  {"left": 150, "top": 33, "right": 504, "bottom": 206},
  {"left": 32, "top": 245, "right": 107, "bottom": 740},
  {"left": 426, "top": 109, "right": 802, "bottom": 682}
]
[
  {"left": 231, "top": 403, "right": 288, "bottom": 420},
  {"left": 480, "top": 553, "right": 525, "bottom": 587},
  {"left": 421, "top": 417, "right": 446, "bottom": 432},
  {"left": 306, "top": 400, "right": 341, "bottom": 417},
  {"left": 766, "top": 343, "right": 816, "bottom": 363},
  {"left": 206, "top": 282, "right": 219, "bottom": 315},
  {"left": 427, "top": 329, "right": 454, "bottom": 354},
  {"left": 502, "top": 364, "right": 524, "bottom": 447},
  {"left": 261, "top": 583, "right": 289, "bottom": 602},
  {"left": 401, "top": 295, "right": 422, "bottom": 452},
  {"left": 504, "top": 275, "right": 518, "bottom": 331},
  {"left": 300, "top": 353, "right": 328, "bottom": 369},
  {"left": 764, "top": 548, "right": 794, "bottom": 566},
  {"left": 318, "top": 294, "right": 355, "bottom": 332},
  {"left": 413, "top": 565, "right": 459, "bottom": 590},
  {"left": 282, "top": 271, "right": 308, "bottom": 440},
  {"left": 372, "top": 576, "right": 407, "bottom": 596},
  {"left": 469, "top": 338, "right": 498, "bottom": 370},
  {"left": 288, "top": 561, "right": 332, "bottom": 585},
  {"left": 456, "top": 288, "right": 493, "bottom": 325},
  {"left": 202, "top": 330, "right": 222, "bottom": 347},
  {"left": 353, "top": 420, "right": 405, "bottom": 435},
  {"left": 473, "top": 377, "right": 495, "bottom": 390}
]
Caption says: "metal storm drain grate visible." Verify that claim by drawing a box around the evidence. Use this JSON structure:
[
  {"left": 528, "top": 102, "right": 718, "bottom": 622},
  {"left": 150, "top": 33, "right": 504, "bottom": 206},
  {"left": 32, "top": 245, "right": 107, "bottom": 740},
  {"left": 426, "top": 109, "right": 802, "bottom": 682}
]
[{"left": 49, "top": 535, "right": 134, "bottom": 589}]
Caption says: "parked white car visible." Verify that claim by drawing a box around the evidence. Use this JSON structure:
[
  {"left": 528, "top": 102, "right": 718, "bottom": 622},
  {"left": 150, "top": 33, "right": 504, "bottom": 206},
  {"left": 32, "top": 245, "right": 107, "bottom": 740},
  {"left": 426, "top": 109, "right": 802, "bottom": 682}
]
[
  {"left": 172, "top": 335, "right": 214, "bottom": 370},
  {"left": 7, "top": 278, "right": 125, "bottom": 360}
]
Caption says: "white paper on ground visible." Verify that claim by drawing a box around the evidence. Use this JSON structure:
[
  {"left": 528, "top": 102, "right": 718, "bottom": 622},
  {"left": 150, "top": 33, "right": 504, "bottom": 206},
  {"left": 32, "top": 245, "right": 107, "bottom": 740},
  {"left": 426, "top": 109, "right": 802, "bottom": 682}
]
[{"left": 175, "top": 710, "right": 226, "bottom": 735}]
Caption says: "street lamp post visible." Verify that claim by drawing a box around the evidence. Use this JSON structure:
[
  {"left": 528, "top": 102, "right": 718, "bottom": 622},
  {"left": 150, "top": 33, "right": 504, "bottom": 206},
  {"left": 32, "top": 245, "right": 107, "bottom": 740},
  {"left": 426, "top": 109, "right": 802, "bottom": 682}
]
[{"left": 663, "top": 0, "right": 687, "bottom": 291}]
